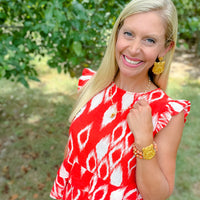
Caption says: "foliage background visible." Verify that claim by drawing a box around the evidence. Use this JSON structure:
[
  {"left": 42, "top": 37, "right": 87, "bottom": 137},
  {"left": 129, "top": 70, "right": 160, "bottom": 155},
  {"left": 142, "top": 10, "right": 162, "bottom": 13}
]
[{"left": 0, "top": 0, "right": 199, "bottom": 87}]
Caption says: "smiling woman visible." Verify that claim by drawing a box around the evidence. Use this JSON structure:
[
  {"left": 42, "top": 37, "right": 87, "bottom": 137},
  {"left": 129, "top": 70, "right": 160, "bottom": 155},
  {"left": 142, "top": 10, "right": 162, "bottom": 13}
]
[{"left": 50, "top": 0, "right": 190, "bottom": 200}]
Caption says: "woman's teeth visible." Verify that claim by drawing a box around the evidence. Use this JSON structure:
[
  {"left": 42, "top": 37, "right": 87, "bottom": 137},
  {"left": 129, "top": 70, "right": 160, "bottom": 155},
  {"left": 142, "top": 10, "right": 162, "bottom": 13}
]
[{"left": 124, "top": 56, "right": 141, "bottom": 65}]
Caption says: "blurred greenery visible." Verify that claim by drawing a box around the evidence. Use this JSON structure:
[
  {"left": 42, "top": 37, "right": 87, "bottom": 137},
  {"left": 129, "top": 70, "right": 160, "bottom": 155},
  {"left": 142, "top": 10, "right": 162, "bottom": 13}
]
[
  {"left": 173, "top": 0, "right": 200, "bottom": 51},
  {"left": 0, "top": 0, "right": 129, "bottom": 87},
  {"left": 0, "top": 0, "right": 199, "bottom": 87}
]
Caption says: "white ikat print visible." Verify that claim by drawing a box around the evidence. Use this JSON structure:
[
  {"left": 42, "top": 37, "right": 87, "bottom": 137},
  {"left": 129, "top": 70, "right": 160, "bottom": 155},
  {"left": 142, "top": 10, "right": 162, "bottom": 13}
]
[
  {"left": 125, "top": 131, "right": 134, "bottom": 153},
  {"left": 110, "top": 188, "right": 126, "bottom": 200},
  {"left": 67, "top": 134, "right": 74, "bottom": 165},
  {"left": 128, "top": 155, "right": 136, "bottom": 178},
  {"left": 101, "top": 104, "right": 117, "bottom": 129},
  {"left": 96, "top": 136, "right": 110, "bottom": 161},
  {"left": 73, "top": 105, "right": 86, "bottom": 121},
  {"left": 148, "top": 90, "right": 164, "bottom": 103},
  {"left": 156, "top": 112, "right": 172, "bottom": 131},
  {"left": 89, "top": 90, "right": 105, "bottom": 112},
  {"left": 123, "top": 188, "right": 138, "bottom": 199},
  {"left": 152, "top": 113, "right": 158, "bottom": 131},
  {"left": 168, "top": 101, "right": 184, "bottom": 112},
  {"left": 90, "top": 185, "right": 108, "bottom": 200},
  {"left": 77, "top": 123, "right": 92, "bottom": 151},
  {"left": 97, "top": 158, "right": 109, "bottom": 180},
  {"left": 59, "top": 163, "right": 69, "bottom": 178},
  {"left": 109, "top": 142, "right": 124, "bottom": 169},
  {"left": 73, "top": 189, "right": 81, "bottom": 200},
  {"left": 104, "top": 84, "right": 116, "bottom": 103},
  {"left": 110, "top": 165, "right": 123, "bottom": 186},
  {"left": 111, "top": 121, "right": 127, "bottom": 147},
  {"left": 86, "top": 150, "right": 97, "bottom": 172},
  {"left": 121, "top": 92, "right": 134, "bottom": 111}
]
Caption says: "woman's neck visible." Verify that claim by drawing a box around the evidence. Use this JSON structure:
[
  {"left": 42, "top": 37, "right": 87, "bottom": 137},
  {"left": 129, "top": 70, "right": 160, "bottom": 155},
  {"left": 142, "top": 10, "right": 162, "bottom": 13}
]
[{"left": 114, "top": 73, "right": 152, "bottom": 93}]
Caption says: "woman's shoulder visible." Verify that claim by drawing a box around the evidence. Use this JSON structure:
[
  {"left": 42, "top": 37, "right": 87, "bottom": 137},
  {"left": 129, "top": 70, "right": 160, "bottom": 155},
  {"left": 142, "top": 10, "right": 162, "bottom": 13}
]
[
  {"left": 148, "top": 88, "right": 191, "bottom": 135},
  {"left": 149, "top": 88, "right": 190, "bottom": 119}
]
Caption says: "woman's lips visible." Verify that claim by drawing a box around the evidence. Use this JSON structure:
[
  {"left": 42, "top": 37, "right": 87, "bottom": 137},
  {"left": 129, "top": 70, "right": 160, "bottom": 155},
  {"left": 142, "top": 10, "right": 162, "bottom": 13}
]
[{"left": 122, "top": 55, "right": 143, "bottom": 68}]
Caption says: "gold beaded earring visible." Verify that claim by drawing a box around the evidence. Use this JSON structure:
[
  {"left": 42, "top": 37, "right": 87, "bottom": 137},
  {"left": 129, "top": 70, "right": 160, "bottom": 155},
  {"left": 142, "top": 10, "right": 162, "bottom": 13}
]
[{"left": 152, "top": 57, "right": 165, "bottom": 75}]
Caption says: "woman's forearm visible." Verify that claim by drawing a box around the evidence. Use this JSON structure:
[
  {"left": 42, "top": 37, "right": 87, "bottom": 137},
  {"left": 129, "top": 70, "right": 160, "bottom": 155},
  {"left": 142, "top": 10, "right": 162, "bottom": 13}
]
[{"left": 136, "top": 156, "right": 170, "bottom": 200}]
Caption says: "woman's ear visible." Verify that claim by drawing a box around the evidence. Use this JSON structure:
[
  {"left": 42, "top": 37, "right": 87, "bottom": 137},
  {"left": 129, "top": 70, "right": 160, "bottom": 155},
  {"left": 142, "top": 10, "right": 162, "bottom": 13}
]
[
  {"left": 159, "top": 41, "right": 175, "bottom": 58},
  {"left": 164, "top": 41, "right": 175, "bottom": 55}
]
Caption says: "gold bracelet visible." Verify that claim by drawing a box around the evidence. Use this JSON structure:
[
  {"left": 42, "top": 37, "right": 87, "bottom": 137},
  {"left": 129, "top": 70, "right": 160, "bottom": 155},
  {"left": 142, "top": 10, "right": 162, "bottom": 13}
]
[{"left": 133, "top": 142, "right": 158, "bottom": 160}]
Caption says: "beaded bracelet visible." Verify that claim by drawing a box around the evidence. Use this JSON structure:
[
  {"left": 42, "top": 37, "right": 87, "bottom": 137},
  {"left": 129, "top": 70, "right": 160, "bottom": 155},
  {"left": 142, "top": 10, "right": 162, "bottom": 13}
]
[{"left": 133, "top": 141, "right": 158, "bottom": 160}]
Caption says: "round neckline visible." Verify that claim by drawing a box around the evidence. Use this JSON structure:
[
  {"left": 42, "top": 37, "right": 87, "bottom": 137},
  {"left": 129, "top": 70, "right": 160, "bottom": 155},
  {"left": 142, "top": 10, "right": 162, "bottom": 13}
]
[{"left": 111, "top": 82, "right": 161, "bottom": 95}]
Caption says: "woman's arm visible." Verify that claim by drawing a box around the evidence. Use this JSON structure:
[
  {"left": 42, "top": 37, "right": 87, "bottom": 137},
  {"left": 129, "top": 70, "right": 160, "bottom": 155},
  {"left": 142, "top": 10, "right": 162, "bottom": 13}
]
[{"left": 127, "top": 99, "right": 185, "bottom": 200}]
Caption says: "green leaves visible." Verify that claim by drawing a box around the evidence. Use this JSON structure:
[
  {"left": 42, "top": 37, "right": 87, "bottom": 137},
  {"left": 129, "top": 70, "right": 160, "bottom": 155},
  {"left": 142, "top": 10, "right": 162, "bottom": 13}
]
[
  {"left": 0, "top": 0, "right": 131, "bottom": 87},
  {"left": 72, "top": 41, "right": 83, "bottom": 57},
  {"left": 0, "top": 0, "right": 199, "bottom": 87},
  {"left": 174, "top": 0, "right": 200, "bottom": 53}
]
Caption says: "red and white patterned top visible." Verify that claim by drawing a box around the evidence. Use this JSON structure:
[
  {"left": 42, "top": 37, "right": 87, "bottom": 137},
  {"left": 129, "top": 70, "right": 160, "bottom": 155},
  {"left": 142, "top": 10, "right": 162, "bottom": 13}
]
[{"left": 50, "top": 68, "right": 190, "bottom": 200}]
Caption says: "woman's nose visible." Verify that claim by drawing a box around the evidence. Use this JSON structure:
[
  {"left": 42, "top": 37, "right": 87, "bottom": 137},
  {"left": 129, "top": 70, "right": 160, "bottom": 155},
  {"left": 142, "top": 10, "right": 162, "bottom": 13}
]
[{"left": 128, "top": 39, "right": 141, "bottom": 54}]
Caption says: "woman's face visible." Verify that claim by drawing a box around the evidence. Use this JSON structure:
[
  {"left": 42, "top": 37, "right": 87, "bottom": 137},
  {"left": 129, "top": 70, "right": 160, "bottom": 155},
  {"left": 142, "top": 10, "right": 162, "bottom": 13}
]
[{"left": 115, "top": 11, "right": 169, "bottom": 79}]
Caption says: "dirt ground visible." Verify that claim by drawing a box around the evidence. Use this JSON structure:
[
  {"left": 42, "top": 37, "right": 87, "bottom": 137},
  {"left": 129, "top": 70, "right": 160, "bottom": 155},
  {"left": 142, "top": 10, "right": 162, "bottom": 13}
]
[{"left": 171, "top": 47, "right": 200, "bottom": 79}]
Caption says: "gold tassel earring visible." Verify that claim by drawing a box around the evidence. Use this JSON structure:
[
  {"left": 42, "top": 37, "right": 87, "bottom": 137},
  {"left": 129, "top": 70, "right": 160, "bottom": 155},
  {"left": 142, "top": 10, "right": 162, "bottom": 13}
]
[{"left": 152, "top": 57, "right": 165, "bottom": 75}]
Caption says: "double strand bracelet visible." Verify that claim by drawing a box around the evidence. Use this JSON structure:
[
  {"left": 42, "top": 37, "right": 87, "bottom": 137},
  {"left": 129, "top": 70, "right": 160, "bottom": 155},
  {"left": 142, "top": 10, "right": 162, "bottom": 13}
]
[{"left": 133, "top": 141, "right": 158, "bottom": 160}]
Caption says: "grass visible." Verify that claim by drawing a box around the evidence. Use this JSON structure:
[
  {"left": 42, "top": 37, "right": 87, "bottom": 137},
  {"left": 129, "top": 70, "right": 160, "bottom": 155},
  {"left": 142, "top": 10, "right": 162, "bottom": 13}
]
[
  {"left": 0, "top": 59, "right": 199, "bottom": 199},
  {"left": 167, "top": 75, "right": 200, "bottom": 200},
  {"left": 0, "top": 60, "right": 77, "bottom": 199}
]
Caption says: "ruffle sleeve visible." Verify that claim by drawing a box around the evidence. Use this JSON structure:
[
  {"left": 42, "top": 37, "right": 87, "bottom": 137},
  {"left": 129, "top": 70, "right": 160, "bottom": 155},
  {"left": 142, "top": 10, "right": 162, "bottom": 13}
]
[
  {"left": 153, "top": 98, "right": 191, "bottom": 135},
  {"left": 78, "top": 68, "right": 96, "bottom": 90}
]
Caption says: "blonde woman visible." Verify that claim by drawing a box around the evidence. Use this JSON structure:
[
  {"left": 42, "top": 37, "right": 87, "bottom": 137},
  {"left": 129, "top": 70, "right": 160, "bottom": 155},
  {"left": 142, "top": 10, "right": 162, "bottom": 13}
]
[{"left": 50, "top": 0, "right": 190, "bottom": 199}]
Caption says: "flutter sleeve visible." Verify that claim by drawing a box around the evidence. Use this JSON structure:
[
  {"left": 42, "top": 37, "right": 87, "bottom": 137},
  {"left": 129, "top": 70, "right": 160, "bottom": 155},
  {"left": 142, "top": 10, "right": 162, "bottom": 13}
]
[
  {"left": 153, "top": 98, "right": 191, "bottom": 135},
  {"left": 78, "top": 68, "right": 96, "bottom": 90}
]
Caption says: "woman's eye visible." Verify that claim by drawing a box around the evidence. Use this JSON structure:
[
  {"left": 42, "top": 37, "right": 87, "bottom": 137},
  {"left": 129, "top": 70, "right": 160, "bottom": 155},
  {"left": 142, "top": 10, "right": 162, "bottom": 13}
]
[
  {"left": 146, "top": 38, "right": 155, "bottom": 44},
  {"left": 124, "top": 32, "right": 132, "bottom": 37}
]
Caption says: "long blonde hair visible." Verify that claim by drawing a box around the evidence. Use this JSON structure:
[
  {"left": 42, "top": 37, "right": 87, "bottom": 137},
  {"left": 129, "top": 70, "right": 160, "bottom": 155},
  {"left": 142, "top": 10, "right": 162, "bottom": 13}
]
[{"left": 69, "top": 0, "right": 178, "bottom": 122}]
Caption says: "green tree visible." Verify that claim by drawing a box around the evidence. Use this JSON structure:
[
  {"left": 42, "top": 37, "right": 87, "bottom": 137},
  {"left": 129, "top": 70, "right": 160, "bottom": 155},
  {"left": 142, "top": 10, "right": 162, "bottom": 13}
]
[
  {"left": 0, "top": 0, "right": 129, "bottom": 87},
  {"left": 173, "top": 0, "right": 200, "bottom": 55},
  {"left": 0, "top": 0, "right": 199, "bottom": 87}
]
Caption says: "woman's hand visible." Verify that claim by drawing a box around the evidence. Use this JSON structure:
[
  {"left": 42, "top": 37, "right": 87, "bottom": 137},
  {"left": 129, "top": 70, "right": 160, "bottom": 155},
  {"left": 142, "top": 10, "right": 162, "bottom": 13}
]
[{"left": 127, "top": 99, "right": 153, "bottom": 145}]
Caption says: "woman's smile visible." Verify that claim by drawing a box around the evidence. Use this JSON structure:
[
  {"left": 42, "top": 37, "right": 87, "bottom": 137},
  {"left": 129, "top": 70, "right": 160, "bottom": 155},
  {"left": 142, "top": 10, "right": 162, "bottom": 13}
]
[{"left": 122, "top": 55, "right": 143, "bottom": 68}]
